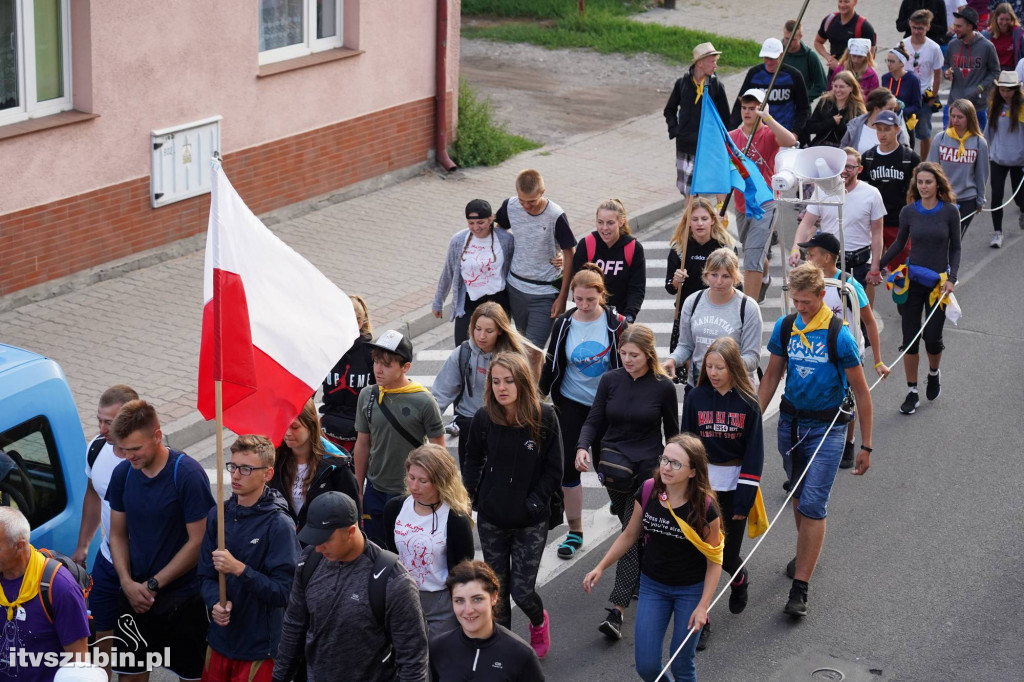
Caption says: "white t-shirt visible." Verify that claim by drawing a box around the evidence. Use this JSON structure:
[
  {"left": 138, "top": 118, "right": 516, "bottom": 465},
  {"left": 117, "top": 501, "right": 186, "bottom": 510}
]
[
  {"left": 807, "top": 181, "right": 887, "bottom": 251},
  {"left": 902, "top": 37, "right": 943, "bottom": 96},
  {"left": 856, "top": 125, "right": 879, "bottom": 155},
  {"left": 85, "top": 436, "right": 122, "bottom": 563},
  {"left": 292, "top": 463, "right": 309, "bottom": 514},
  {"left": 1016, "top": 56, "right": 1024, "bottom": 85},
  {"left": 461, "top": 233, "right": 505, "bottom": 301},
  {"left": 393, "top": 496, "right": 451, "bottom": 592}
]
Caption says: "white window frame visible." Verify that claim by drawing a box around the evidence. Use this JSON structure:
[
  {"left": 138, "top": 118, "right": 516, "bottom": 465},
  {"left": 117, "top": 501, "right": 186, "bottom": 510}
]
[
  {"left": 0, "top": 0, "right": 73, "bottom": 127},
  {"left": 258, "top": 0, "right": 343, "bottom": 66}
]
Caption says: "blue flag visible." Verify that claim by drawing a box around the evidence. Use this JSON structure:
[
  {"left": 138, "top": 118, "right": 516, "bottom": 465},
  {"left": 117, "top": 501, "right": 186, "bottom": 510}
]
[{"left": 691, "top": 93, "right": 774, "bottom": 219}]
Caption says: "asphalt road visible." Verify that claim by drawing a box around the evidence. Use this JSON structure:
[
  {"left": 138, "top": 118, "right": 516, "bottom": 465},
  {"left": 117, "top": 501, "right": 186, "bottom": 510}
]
[{"left": 487, "top": 212, "right": 1024, "bottom": 682}]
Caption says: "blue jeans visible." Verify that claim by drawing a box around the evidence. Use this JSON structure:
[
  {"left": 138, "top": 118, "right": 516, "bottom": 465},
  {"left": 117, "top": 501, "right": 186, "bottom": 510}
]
[
  {"left": 362, "top": 478, "right": 399, "bottom": 546},
  {"left": 778, "top": 414, "right": 845, "bottom": 520},
  {"left": 634, "top": 574, "right": 704, "bottom": 682}
]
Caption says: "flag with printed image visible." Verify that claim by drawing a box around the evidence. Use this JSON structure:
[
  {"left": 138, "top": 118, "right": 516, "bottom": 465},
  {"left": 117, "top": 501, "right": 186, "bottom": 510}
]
[{"left": 691, "top": 92, "right": 773, "bottom": 219}]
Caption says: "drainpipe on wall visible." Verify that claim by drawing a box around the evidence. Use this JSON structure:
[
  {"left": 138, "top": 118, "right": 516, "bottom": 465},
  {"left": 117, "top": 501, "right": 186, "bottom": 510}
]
[{"left": 435, "top": 0, "right": 457, "bottom": 171}]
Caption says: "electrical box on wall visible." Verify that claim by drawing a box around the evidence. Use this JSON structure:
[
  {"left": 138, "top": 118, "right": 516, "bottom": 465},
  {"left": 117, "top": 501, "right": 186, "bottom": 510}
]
[{"left": 150, "top": 116, "right": 222, "bottom": 208}]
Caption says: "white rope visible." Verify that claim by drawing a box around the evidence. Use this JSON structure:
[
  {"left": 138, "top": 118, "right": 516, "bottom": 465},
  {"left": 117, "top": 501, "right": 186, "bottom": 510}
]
[
  {"left": 654, "top": 288, "right": 952, "bottom": 681},
  {"left": 957, "top": 173, "right": 1024, "bottom": 224}
]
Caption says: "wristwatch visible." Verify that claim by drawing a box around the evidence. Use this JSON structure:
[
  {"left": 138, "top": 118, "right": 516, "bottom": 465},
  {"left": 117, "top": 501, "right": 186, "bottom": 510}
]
[{"left": 146, "top": 577, "right": 160, "bottom": 593}]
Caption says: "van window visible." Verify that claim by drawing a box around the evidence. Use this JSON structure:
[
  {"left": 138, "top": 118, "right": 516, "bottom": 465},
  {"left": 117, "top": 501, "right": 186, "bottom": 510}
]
[{"left": 0, "top": 416, "right": 68, "bottom": 529}]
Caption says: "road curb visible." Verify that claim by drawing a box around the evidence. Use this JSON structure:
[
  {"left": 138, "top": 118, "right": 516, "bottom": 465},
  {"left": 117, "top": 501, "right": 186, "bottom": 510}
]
[{"left": 162, "top": 195, "right": 688, "bottom": 452}]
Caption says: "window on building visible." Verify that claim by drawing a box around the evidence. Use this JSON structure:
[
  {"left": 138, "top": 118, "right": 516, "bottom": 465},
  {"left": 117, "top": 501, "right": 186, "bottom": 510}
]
[
  {"left": 0, "top": 416, "right": 68, "bottom": 531},
  {"left": 259, "top": 0, "right": 343, "bottom": 65},
  {"left": 0, "top": 0, "right": 73, "bottom": 127}
]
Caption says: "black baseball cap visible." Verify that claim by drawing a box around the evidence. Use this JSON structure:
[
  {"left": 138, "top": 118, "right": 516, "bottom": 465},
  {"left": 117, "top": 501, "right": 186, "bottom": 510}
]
[
  {"left": 465, "top": 199, "right": 492, "bottom": 219},
  {"left": 368, "top": 329, "right": 414, "bottom": 363},
  {"left": 953, "top": 7, "right": 979, "bottom": 29},
  {"left": 798, "top": 232, "right": 841, "bottom": 257},
  {"left": 297, "top": 492, "right": 359, "bottom": 546}
]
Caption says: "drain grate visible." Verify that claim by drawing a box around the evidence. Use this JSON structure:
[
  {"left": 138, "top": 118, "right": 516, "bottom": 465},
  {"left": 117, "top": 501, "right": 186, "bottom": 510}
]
[{"left": 811, "top": 669, "right": 846, "bottom": 681}]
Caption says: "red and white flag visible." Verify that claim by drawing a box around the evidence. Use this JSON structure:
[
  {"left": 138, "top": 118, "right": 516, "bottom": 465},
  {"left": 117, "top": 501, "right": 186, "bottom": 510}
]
[{"left": 197, "top": 162, "right": 358, "bottom": 444}]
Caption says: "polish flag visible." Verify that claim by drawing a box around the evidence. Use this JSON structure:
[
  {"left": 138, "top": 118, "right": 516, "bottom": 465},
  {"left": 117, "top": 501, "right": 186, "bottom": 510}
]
[{"left": 197, "top": 162, "right": 359, "bottom": 444}]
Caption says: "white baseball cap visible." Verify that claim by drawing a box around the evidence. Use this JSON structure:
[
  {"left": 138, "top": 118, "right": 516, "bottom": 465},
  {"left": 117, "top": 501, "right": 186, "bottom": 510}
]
[{"left": 760, "top": 38, "right": 784, "bottom": 59}]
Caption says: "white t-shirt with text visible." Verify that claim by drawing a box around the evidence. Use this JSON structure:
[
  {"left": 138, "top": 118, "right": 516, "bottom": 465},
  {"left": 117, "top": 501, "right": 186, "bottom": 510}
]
[{"left": 807, "top": 182, "right": 887, "bottom": 251}]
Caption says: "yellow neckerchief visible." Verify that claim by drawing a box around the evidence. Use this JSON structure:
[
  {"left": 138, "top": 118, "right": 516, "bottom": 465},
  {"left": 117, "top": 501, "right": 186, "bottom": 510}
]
[
  {"left": 929, "top": 272, "right": 949, "bottom": 308},
  {"left": 790, "top": 304, "right": 834, "bottom": 349},
  {"left": 693, "top": 75, "right": 706, "bottom": 103},
  {"left": 377, "top": 381, "right": 427, "bottom": 404},
  {"left": 945, "top": 127, "right": 972, "bottom": 157},
  {"left": 665, "top": 499, "right": 724, "bottom": 565},
  {"left": 0, "top": 547, "right": 46, "bottom": 621},
  {"left": 746, "top": 488, "right": 769, "bottom": 538}
]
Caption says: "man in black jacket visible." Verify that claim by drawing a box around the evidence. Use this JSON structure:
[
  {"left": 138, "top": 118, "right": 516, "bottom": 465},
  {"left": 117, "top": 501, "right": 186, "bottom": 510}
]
[
  {"left": 198, "top": 434, "right": 299, "bottom": 681},
  {"left": 664, "top": 42, "right": 730, "bottom": 197}
]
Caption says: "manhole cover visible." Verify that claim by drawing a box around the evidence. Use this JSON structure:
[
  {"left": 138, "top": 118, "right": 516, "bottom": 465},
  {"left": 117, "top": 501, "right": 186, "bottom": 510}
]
[{"left": 811, "top": 669, "right": 845, "bottom": 681}]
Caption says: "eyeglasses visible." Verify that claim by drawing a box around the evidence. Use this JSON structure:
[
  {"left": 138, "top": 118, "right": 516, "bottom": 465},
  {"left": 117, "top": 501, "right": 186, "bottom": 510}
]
[
  {"left": 844, "top": 164, "right": 861, "bottom": 171},
  {"left": 226, "top": 463, "right": 269, "bottom": 476},
  {"left": 658, "top": 456, "right": 689, "bottom": 471}
]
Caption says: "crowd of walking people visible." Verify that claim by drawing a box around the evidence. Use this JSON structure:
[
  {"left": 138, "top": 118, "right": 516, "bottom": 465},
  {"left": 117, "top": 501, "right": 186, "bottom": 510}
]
[{"left": 5, "top": 2, "right": 1017, "bottom": 682}]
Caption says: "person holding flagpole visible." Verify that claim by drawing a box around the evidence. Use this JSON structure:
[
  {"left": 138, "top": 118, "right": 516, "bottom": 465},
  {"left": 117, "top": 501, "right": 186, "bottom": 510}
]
[
  {"left": 664, "top": 43, "right": 731, "bottom": 198},
  {"left": 728, "top": 88, "right": 799, "bottom": 302}
]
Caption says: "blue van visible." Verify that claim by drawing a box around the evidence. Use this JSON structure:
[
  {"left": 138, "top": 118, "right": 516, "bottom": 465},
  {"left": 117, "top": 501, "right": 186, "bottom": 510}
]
[{"left": 0, "top": 343, "right": 88, "bottom": 552}]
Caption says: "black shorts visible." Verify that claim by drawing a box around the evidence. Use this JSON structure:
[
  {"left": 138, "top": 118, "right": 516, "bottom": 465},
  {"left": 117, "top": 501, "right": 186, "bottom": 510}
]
[{"left": 111, "top": 590, "right": 209, "bottom": 679}]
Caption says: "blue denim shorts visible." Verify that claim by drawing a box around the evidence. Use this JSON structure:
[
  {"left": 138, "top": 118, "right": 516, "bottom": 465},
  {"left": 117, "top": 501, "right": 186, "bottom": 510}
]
[
  {"left": 89, "top": 551, "right": 119, "bottom": 631},
  {"left": 778, "top": 414, "right": 845, "bottom": 520}
]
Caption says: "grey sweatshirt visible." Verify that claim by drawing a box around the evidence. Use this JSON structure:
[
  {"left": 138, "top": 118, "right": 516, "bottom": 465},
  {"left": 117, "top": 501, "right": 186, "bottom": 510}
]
[
  {"left": 431, "top": 338, "right": 492, "bottom": 419},
  {"left": 986, "top": 109, "right": 1024, "bottom": 166},
  {"left": 670, "top": 290, "right": 763, "bottom": 387},
  {"left": 840, "top": 113, "right": 910, "bottom": 150},
  {"left": 882, "top": 202, "right": 962, "bottom": 281},
  {"left": 927, "top": 130, "right": 989, "bottom": 202},
  {"left": 943, "top": 33, "right": 1001, "bottom": 109},
  {"left": 273, "top": 543, "right": 429, "bottom": 682},
  {"left": 432, "top": 227, "right": 514, "bottom": 320}
]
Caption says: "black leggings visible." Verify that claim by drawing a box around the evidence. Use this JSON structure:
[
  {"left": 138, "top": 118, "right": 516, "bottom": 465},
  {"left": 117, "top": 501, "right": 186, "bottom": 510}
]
[
  {"left": 553, "top": 394, "right": 596, "bottom": 487},
  {"left": 606, "top": 458, "right": 658, "bottom": 609},
  {"left": 715, "top": 489, "right": 748, "bottom": 580},
  {"left": 454, "top": 289, "right": 512, "bottom": 346},
  {"left": 898, "top": 281, "right": 946, "bottom": 356},
  {"left": 989, "top": 161, "right": 1024, "bottom": 232},
  {"left": 957, "top": 198, "right": 978, "bottom": 237}
]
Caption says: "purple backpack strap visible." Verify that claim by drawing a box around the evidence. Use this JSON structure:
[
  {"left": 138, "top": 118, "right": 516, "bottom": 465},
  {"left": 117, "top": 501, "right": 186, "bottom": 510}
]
[{"left": 640, "top": 478, "right": 655, "bottom": 511}]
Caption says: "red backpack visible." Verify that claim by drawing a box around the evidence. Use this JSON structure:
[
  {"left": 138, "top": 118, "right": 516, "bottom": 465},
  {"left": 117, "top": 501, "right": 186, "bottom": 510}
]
[{"left": 584, "top": 233, "right": 635, "bottom": 266}]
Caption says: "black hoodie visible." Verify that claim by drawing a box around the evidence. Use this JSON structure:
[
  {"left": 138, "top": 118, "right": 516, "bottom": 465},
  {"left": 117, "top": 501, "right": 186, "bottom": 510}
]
[
  {"left": 429, "top": 624, "right": 544, "bottom": 681},
  {"left": 197, "top": 486, "right": 299, "bottom": 661},
  {"left": 463, "top": 404, "right": 563, "bottom": 529},
  {"left": 269, "top": 454, "right": 361, "bottom": 531},
  {"left": 320, "top": 333, "right": 375, "bottom": 440},
  {"left": 571, "top": 233, "right": 647, "bottom": 321},
  {"left": 664, "top": 67, "right": 731, "bottom": 155}
]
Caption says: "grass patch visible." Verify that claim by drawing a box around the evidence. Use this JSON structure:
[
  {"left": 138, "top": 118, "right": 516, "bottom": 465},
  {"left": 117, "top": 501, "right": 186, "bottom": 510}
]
[
  {"left": 450, "top": 79, "right": 541, "bottom": 168},
  {"left": 463, "top": 3, "right": 761, "bottom": 69}
]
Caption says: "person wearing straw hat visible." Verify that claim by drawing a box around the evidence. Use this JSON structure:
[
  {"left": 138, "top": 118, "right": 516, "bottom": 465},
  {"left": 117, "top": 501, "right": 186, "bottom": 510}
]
[
  {"left": 730, "top": 38, "right": 810, "bottom": 134},
  {"left": 984, "top": 69, "right": 1024, "bottom": 246},
  {"left": 758, "top": 263, "right": 874, "bottom": 618},
  {"left": 664, "top": 42, "right": 730, "bottom": 197}
]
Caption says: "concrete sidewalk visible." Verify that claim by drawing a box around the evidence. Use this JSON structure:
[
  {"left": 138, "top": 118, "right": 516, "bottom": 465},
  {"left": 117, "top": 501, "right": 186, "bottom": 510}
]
[{"left": 1, "top": 104, "right": 704, "bottom": 448}]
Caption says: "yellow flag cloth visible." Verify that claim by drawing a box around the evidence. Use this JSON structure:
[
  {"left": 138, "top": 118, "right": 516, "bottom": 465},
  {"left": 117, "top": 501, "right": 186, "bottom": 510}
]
[
  {"left": 929, "top": 273, "right": 949, "bottom": 308},
  {"left": 693, "top": 76, "right": 706, "bottom": 103},
  {"left": 378, "top": 381, "right": 428, "bottom": 404},
  {"left": 0, "top": 547, "right": 46, "bottom": 621},
  {"left": 790, "top": 304, "right": 834, "bottom": 349},
  {"left": 666, "top": 502, "right": 725, "bottom": 565},
  {"left": 945, "top": 127, "right": 972, "bottom": 157},
  {"left": 746, "top": 488, "right": 769, "bottom": 538}
]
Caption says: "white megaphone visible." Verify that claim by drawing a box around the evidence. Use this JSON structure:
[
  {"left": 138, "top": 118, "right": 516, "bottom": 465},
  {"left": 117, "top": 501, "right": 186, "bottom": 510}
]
[
  {"left": 792, "top": 146, "right": 847, "bottom": 195},
  {"left": 771, "top": 148, "right": 800, "bottom": 193}
]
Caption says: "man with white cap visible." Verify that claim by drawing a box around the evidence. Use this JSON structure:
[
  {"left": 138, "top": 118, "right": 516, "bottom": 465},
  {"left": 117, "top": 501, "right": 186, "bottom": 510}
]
[
  {"left": 728, "top": 88, "right": 798, "bottom": 300},
  {"left": 815, "top": 0, "right": 878, "bottom": 70},
  {"left": 664, "top": 42, "right": 731, "bottom": 196},
  {"left": 730, "top": 38, "right": 810, "bottom": 135}
]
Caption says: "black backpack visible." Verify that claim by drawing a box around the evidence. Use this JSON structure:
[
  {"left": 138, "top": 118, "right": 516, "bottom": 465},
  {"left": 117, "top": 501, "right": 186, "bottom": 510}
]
[
  {"left": 779, "top": 312, "right": 846, "bottom": 387},
  {"left": 87, "top": 437, "right": 106, "bottom": 469},
  {"left": 37, "top": 548, "right": 93, "bottom": 623}
]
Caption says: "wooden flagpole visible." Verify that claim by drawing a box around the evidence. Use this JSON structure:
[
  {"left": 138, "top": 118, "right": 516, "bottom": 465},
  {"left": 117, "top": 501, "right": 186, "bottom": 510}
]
[
  {"left": 669, "top": 212, "right": 691, "bottom": 379},
  {"left": 215, "top": 380, "right": 227, "bottom": 605}
]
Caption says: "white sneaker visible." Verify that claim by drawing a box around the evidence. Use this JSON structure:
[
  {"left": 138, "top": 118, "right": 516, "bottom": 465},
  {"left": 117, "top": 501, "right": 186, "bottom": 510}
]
[{"left": 990, "top": 232, "right": 1003, "bottom": 248}]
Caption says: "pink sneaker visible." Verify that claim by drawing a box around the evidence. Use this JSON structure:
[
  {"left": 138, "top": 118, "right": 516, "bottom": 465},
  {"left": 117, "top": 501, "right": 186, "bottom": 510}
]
[{"left": 529, "top": 610, "right": 551, "bottom": 659}]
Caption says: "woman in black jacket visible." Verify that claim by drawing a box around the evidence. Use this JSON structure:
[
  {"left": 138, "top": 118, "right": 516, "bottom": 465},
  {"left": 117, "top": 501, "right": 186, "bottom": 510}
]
[
  {"left": 679, "top": 336, "right": 764, "bottom": 650},
  {"left": 574, "top": 324, "right": 679, "bottom": 642},
  {"left": 464, "top": 352, "right": 562, "bottom": 660},
  {"left": 540, "top": 264, "right": 627, "bottom": 561},
  {"left": 429, "top": 560, "right": 544, "bottom": 681},
  {"left": 801, "top": 70, "right": 867, "bottom": 147},
  {"left": 269, "top": 398, "right": 361, "bottom": 532},
  {"left": 320, "top": 295, "right": 375, "bottom": 453},
  {"left": 570, "top": 199, "right": 646, "bottom": 322},
  {"left": 383, "top": 444, "right": 475, "bottom": 641}
]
